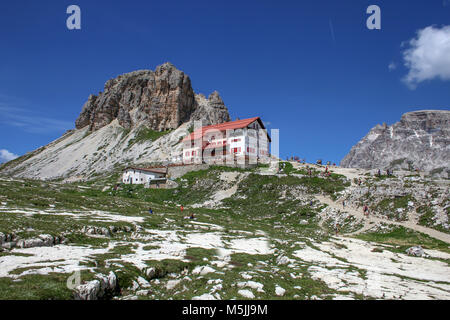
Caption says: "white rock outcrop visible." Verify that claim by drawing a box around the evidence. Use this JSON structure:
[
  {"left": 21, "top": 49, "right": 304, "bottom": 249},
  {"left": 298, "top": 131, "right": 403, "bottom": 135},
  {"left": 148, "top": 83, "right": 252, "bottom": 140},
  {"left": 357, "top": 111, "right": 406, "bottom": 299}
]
[{"left": 73, "top": 271, "right": 118, "bottom": 300}]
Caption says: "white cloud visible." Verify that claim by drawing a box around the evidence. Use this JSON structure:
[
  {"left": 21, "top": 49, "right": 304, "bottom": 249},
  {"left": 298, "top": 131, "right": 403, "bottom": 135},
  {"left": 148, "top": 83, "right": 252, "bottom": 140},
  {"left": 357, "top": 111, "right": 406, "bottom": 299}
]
[
  {"left": 402, "top": 25, "right": 450, "bottom": 88},
  {"left": 0, "top": 149, "right": 19, "bottom": 163}
]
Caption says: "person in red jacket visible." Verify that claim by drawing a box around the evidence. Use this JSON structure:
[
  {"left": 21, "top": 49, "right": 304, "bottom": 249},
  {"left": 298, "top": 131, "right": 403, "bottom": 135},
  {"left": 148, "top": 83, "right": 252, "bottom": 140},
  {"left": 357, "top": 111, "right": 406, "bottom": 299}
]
[{"left": 363, "top": 205, "right": 369, "bottom": 217}]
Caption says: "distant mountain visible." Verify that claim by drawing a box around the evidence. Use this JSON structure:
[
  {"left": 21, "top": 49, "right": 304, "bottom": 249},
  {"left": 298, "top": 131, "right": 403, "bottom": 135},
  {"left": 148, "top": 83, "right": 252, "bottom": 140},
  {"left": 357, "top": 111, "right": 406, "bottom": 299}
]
[
  {"left": 0, "top": 63, "right": 231, "bottom": 181},
  {"left": 340, "top": 110, "right": 450, "bottom": 178}
]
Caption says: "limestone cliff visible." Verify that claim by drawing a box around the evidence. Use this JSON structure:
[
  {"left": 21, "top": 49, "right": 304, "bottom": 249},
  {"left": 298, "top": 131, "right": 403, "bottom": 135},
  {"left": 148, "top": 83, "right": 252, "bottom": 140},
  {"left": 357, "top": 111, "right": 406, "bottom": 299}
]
[
  {"left": 340, "top": 110, "right": 450, "bottom": 178},
  {"left": 75, "top": 62, "right": 230, "bottom": 131}
]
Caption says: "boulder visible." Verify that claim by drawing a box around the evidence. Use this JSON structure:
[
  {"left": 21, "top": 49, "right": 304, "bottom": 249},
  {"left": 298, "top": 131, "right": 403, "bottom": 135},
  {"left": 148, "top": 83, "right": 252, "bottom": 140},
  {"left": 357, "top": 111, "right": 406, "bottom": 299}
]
[
  {"left": 16, "top": 234, "right": 64, "bottom": 248},
  {"left": 17, "top": 238, "right": 44, "bottom": 248},
  {"left": 73, "top": 271, "right": 118, "bottom": 300},
  {"left": 276, "top": 255, "right": 291, "bottom": 265},
  {"left": 144, "top": 267, "right": 156, "bottom": 279},
  {"left": 38, "top": 234, "right": 54, "bottom": 246},
  {"left": 275, "top": 285, "right": 286, "bottom": 296},
  {"left": 192, "top": 266, "right": 215, "bottom": 276},
  {"left": 405, "top": 246, "right": 426, "bottom": 257},
  {"left": 1, "top": 242, "right": 16, "bottom": 250},
  {"left": 74, "top": 280, "right": 101, "bottom": 300}
]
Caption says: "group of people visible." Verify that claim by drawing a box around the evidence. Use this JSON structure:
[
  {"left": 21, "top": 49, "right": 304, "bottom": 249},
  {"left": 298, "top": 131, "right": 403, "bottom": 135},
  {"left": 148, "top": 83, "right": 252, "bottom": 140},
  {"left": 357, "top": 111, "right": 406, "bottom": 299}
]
[
  {"left": 376, "top": 168, "right": 393, "bottom": 177},
  {"left": 331, "top": 202, "right": 370, "bottom": 236},
  {"left": 180, "top": 205, "right": 195, "bottom": 219}
]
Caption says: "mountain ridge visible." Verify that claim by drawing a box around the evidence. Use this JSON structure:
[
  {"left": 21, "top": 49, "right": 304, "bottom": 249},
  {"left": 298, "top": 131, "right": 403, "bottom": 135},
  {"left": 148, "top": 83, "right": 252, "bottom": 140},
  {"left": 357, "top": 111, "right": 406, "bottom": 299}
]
[{"left": 340, "top": 110, "right": 450, "bottom": 178}]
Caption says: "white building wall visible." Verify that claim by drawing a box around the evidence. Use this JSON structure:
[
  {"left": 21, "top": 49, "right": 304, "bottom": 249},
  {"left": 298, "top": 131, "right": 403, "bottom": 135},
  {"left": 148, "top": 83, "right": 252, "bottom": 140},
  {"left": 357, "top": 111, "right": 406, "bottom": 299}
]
[
  {"left": 183, "top": 146, "right": 201, "bottom": 164},
  {"left": 181, "top": 119, "right": 271, "bottom": 164},
  {"left": 122, "top": 169, "right": 165, "bottom": 184},
  {"left": 228, "top": 135, "right": 245, "bottom": 155}
]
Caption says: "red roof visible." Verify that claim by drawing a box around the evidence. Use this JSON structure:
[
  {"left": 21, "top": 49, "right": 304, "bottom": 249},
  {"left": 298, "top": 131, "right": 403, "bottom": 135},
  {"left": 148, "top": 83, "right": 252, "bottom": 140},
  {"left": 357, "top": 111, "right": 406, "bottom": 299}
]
[{"left": 182, "top": 117, "right": 270, "bottom": 142}]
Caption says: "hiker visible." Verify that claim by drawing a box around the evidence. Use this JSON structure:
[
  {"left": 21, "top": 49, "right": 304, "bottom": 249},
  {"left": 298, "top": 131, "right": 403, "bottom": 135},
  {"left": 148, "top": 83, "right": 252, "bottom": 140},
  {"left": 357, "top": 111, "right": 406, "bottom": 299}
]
[
  {"left": 309, "top": 200, "right": 313, "bottom": 207},
  {"left": 180, "top": 205, "right": 184, "bottom": 213},
  {"left": 325, "top": 166, "right": 328, "bottom": 174},
  {"left": 148, "top": 207, "right": 153, "bottom": 215},
  {"left": 189, "top": 213, "right": 195, "bottom": 220},
  {"left": 358, "top": 178, "right": 362, "bottom": 186},
  {"left": 377, "top": 169, "right": 381, "bottom": 177},
  {"left": 363, "top": 205, "right": 369, "bottom": 217},
  {"left": 342, "top": 200, "right": 346, "bottom": 209},
  {"left": 335, "top": 223, "right": 340, "bottom": 236}
]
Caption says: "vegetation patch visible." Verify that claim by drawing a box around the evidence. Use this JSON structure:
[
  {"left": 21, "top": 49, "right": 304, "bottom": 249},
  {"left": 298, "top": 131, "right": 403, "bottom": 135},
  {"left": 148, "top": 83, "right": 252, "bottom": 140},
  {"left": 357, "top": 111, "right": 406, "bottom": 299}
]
[
  {"left": 127, "top": 127, "right": 172, "bottom": 148},
  {"left": 0, "top": 273, "right": 73, "bottom": 300},
  {"left": 356, "top": 226, "right": 449, "bottom": 253}
]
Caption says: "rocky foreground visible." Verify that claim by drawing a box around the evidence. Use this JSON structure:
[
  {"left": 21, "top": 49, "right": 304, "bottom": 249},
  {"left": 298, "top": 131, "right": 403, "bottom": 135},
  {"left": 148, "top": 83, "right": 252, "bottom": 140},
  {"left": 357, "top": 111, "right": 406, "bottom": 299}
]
[{"left": 0, "top": 162, "right": 448, "bottom": 300}]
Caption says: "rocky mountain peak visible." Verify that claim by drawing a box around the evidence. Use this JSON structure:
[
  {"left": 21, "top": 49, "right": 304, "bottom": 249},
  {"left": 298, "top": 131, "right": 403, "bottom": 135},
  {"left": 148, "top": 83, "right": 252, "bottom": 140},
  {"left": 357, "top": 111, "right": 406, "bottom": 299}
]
[
  {"left": 75, "top": 63, "right": 230, "bottom": 132},
  {"left": 400, "top": 110, "right": 450, "bottom": 132},
  {"left": 340, "top": 110, "right": 450, "bottom": 177},
  {"left": 190, "top": 91, "right": 231, "bottom": 126},
  {"left": 208, "top": 91, "right": 224, "bottom": 104}
]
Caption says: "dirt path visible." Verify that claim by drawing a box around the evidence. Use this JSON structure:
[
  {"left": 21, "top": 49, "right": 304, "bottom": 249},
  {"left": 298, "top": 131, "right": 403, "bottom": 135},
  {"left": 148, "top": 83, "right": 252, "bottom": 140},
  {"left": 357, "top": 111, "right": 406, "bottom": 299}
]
[{"left": 315, "top": 195, "right": 450, "bottom": 244}]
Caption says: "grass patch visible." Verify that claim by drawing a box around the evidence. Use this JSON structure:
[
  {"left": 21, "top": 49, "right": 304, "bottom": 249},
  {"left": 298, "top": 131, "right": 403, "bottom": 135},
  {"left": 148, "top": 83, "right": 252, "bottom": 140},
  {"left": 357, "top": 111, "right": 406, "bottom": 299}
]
[
  {"left": 127, "top": 127, "right": 172, "bottom": 148},
  {"left": 0, "top": 273, "right": 73, "bottom": 300},
  {"left": 355, "top": 226, "right": 450, "bottom": 253}
]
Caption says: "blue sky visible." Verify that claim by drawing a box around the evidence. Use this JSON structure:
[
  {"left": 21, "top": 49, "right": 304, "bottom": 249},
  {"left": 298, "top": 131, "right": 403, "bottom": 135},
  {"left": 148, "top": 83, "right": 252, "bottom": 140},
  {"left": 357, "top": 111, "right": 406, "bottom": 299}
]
[{"left": 0, "top": 0, "right": 449, "bottom": 164}]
